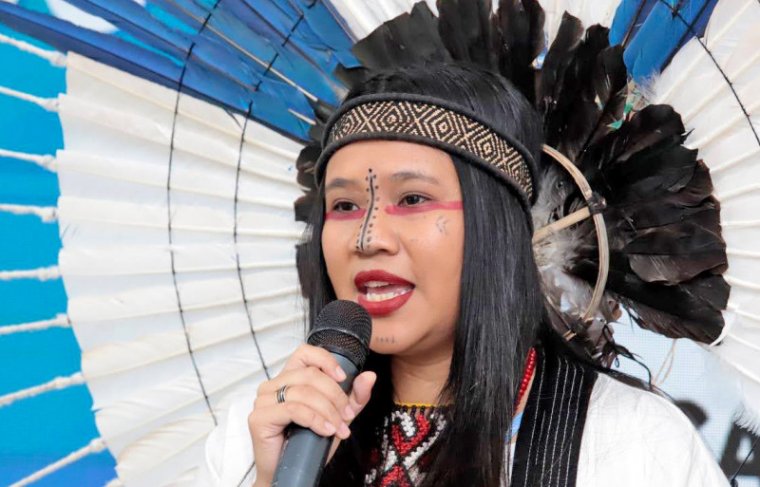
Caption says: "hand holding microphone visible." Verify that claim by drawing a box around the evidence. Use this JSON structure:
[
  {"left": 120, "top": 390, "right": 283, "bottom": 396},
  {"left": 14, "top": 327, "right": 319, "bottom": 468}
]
[{"left": 248, "top": 301, "right": 374, "bottom": 487}]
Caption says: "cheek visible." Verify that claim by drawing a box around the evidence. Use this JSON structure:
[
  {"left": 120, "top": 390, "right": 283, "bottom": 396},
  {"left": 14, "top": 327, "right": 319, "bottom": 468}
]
[
  {"left": 321, "top": 224, "right": 351, "bottom": 298},
  {"left": 405, "top": 213, "right": 464, "bottom": 305}
]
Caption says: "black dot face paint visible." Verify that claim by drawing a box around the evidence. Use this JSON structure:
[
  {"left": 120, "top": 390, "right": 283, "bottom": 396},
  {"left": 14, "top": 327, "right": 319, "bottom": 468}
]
[
  {"left": 356, "top": 168, "right": 378, "bottom": 252},
  {"left": 374, "top": 335, "right": 396, "bottom": 344}
]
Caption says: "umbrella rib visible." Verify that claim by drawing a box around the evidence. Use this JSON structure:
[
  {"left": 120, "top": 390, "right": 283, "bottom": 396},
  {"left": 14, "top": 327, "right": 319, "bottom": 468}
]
[
  {"left": 0, "top": 313, "right": 69, "bottom": 335},
  {"left": 0, "top": 148, "right": 56, "bottom": 171},
  {"left": 0, "top": 204, "right": 58, "bottom": 222},
  {"left": 0, "top": 372, "right": 85, "bottom": 408},
  {"left": 0, "top": 33, "right": 67, "bottom": 67},
  {"left": 8, "top": 438, "right": 107, "bottom": 487},
  {"left": 0, "top": 266, "right": 60, "bottom": 281},
  {"left": 0, "top": 84, "right": 58, "bottom": 111}
]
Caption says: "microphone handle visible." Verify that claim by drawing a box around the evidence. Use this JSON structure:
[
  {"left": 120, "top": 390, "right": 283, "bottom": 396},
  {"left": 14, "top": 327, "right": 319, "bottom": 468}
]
[{"left": 272, "top": 353, "right": 359, "bottom": 487}]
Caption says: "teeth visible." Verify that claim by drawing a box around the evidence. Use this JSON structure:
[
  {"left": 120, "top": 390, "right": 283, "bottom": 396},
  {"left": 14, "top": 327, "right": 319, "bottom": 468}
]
[
  {"left": 365, "top": 281, "right": 390, "bottom": 288},
  {"left": 364, "top": 287, "right": 412, "bottom": 302}
]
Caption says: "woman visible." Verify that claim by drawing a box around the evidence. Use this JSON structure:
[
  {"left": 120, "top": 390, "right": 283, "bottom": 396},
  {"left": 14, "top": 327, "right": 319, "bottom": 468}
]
[{"left": 198, "top": 64, "right": 728, "bottom": 486}]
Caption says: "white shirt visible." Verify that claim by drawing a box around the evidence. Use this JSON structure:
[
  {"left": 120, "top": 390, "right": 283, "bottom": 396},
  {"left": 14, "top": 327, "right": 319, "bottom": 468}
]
[{"left": 195, "top": 373, "right": 729, "bottom": 486}]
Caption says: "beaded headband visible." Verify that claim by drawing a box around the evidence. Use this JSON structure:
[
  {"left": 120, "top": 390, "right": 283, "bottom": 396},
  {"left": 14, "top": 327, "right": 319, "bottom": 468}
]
[{"left": 315, "top": 93, "right": 538, "bottom": 206}]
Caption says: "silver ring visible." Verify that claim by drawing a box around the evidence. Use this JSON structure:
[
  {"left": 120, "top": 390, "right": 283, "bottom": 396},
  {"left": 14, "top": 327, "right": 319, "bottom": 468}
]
[{"left": 276, "top": 385, "right": 289, "bottom": 404}]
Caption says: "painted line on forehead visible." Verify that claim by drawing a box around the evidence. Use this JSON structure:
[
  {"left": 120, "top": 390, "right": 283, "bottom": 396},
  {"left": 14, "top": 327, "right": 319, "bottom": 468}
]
[
  {"left": 385, "top": 201, "right": 463, "bottom": 215},
  {"left": 356, "top": 168, "right": 378, "bottom": 251}
]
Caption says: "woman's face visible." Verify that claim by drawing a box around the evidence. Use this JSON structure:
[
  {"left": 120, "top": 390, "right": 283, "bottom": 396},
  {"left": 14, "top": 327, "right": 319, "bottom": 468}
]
[{"left": 322, "top": 140, "right": 464, "bottom": 359}]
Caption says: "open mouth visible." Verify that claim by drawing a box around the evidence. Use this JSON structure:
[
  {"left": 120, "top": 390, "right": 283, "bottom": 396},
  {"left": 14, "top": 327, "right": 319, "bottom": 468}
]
[
  {"left": 360, "top": 281, "right": 415, "bottom": 302},
  {"left": 354, "top": 270, "right": 416, "bottom": 316}
]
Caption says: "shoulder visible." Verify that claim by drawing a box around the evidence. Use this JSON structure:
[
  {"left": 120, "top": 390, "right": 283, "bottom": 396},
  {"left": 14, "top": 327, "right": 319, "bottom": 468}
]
[{"left": 576, "top": 373, "right": 729, "bottom": 487}]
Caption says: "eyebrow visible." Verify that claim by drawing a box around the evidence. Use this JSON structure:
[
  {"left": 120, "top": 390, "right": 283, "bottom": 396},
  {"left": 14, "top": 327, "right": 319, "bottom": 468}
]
[
  {"left": 389, "top": 170, "right": 440, "bottom": 185},
  {"left": 324, "top": 170, "right": 440, "bottom": 193},
  {"left": 324, "top": 177, "right": 362, "bottom": 193}
]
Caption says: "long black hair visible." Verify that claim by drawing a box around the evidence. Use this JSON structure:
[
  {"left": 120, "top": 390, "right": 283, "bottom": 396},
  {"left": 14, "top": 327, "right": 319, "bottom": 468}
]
[{"left": 301, "top": 63, "right": 554, "bottom": 486}]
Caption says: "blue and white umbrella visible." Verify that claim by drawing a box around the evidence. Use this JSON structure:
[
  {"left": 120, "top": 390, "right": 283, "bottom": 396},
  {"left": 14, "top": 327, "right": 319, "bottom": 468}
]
[{"left": 0, "top": 0, "right": 758, "bottom": 485}]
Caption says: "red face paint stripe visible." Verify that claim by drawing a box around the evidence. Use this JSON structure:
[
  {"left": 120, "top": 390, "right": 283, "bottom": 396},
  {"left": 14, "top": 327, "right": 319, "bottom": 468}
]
[{"left": 385, "top": 201, "right": 463, "bottom": 215}]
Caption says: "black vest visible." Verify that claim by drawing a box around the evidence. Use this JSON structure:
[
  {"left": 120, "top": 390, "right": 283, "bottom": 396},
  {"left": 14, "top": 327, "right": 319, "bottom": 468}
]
[{"left": 511, "top": 350, "right": 598, "bottom": 487}]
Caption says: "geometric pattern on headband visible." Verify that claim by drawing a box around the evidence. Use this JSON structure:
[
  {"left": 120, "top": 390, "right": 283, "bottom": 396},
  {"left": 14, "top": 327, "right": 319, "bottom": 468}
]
[{"left": 326, "top": 99, "right": 534, "bottom": 200}]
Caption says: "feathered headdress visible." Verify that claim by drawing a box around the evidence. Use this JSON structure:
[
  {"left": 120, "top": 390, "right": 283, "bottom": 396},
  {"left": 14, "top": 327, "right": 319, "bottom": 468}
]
[
  {"left": 0, "top": 0, "right": 757, "bottom": 485},
  {"left": 295, "top": 1, "right": 728, "bottom": 368}
]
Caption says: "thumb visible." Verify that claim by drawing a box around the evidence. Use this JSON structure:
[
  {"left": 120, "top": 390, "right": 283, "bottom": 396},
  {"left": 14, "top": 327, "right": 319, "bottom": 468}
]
[
  {"left": 326, "top": 371, "right": 377, "bottom": 464},
  {"left": 347, "top": 371, "right": 377, "bottom": 417}
]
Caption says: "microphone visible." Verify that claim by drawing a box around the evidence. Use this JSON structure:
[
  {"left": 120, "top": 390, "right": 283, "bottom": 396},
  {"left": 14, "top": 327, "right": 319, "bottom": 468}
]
[{"left": 272, "top": 300, "right": 372, "bottom": 487}]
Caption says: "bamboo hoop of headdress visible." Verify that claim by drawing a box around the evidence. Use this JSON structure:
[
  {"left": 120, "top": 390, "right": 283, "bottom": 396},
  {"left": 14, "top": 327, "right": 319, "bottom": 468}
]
[{"left": 533, "top": 145, "right": 610, "bottom": 327}]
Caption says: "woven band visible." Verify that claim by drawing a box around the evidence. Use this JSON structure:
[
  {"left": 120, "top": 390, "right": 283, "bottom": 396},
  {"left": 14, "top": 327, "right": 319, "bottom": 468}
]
[{"left": 316, "top": 93, "right": 537, "bottom": 205}]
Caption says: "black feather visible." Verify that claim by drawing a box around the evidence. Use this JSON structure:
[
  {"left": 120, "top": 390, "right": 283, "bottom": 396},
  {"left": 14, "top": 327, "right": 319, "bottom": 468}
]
[
  {"left": 624, "top": 222, "right": 726, "bottom": 283},
  {"left": 537, "top": 13, "right": 584, "bottom": 121},
  {"left": 581, "top": 104, "right": 685, "bottom": 168},
  {"left": 584, "top": 45, "right": 628, "bottom": 149},
  {"left": 540, "top": 16, "right": 621, "bottom": 161},
  {"left": 491, "top": 0, "right": 545, "bottom": 102},
  {"left": 437, "top": 0, "right": 495, "bottom": 68},
  {"left": 564, "top": 105, "right": 728, "bottom": 344},
  {"left": 574, "top": 258, "right": 727, "bottom": 343},
  {"left": 335, "top": 2, "right": 450, "bottom": 89}
]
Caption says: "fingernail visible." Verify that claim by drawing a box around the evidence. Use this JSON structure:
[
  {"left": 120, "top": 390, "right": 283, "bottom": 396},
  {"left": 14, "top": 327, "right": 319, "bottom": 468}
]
[
  {"left": 338, "top": 422, "right": 351, "bottom": 438},
  {"left": 343, "top": 405, "right": 356, "bottom": 421},
  {"left": 335, "top": 366, "right": 347, "bottom": 381},
  {"left": 323, "top": 421, "right": 336, "bottom": 435}
]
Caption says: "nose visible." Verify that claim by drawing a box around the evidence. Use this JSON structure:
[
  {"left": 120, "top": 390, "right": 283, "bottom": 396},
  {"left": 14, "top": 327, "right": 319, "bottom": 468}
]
[{"left": 353, "top": 202, "right": 400, "bottom": 256}]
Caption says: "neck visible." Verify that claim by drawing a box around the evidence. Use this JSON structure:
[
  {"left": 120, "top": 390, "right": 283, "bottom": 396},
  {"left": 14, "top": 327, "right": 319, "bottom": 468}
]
[{"left": 390, "top": 349, "right": 452, "bottom": 406}]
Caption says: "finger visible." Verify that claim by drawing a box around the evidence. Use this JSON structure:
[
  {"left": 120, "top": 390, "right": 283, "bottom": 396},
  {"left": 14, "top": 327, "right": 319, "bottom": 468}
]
[
  {"left": 346, "top": 371, "right": 377, "bottom": 417},
  {"left": 250, "top": 402, "right": 337, "bottom": 439},
  {"left": 256, "top": 368, "right": 352, "bottom": 421},
  {"left": 280, "top": 384, "right": 350, "bottom": 436},
  {"left": 282, "top": 344, "right": 347, "bottom": 382}
]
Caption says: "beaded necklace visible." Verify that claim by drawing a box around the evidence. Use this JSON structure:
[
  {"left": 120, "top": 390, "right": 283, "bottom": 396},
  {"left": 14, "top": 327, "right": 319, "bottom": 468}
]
[{"left": 516, "top": 347, "right": 537, "bottom": 406}]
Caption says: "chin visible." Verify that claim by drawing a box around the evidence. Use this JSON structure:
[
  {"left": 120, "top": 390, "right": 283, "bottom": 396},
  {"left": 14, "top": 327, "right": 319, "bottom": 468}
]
[
  {"left": 367, "top": 319, "right": 415, "bottom": 354},
  {"left": 368, "top": 342, "right": 401, "bottom": 355}
]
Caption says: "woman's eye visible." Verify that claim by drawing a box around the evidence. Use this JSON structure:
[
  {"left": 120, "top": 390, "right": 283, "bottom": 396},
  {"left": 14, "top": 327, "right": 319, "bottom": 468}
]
[
  {"left": 400, "top": 194, "right": 429, "bottom": 206},
  {"left": 332, "top": 201, "right": 359, "bottom": 212}
]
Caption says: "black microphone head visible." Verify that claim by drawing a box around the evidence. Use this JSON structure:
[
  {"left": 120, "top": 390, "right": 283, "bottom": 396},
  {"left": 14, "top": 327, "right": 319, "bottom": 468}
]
[{"left": 307, "top": 300, "right": 372, "bottom": 369}]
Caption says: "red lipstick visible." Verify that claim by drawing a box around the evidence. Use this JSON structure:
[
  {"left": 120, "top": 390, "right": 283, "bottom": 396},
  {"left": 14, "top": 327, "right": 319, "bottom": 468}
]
[{"left": 354, "top": 270, "right": 415, "bottom": 317}]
